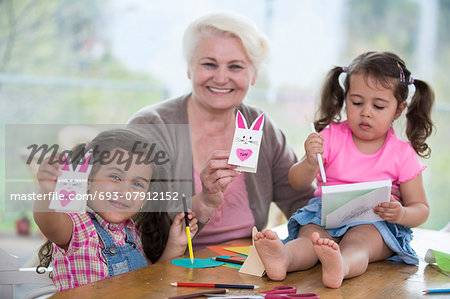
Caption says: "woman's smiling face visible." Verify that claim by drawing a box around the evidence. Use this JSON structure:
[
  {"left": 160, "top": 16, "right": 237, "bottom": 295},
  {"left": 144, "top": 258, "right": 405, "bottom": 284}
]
[{"left": 188, "top": 35, "right": 257, "bottom": 112}]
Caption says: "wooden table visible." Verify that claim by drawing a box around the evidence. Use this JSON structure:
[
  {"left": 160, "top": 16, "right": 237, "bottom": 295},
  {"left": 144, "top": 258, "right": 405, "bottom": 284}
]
[{"left": 51, "top": 228, "right": 450, "bottom": 299}]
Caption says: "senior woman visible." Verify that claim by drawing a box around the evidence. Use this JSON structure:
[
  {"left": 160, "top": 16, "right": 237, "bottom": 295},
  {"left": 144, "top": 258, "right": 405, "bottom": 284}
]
[{"left": 129, "top": 11, "right": 315, "bottom": 251}]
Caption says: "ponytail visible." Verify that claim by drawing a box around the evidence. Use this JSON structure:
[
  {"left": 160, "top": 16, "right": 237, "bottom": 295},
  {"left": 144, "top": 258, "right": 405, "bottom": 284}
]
[
  {"left": 36, "top": 240, "right": 53, "bottom": 274},
  {"left": 314, "top": 66, "right": 346, "bottom": 132},
  {"left": 406, "top": 79, "right": 435, "bottom": 158}
]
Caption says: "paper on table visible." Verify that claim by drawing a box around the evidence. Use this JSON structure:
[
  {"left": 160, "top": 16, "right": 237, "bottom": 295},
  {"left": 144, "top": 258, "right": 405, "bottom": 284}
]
[
  {"left": 207, "top": 244, "right": 249, "bottom": 256},
  {"left": 222, "top": 246, "right": 250, "bottom": 256},
  {"left": 171, "top": 258, "right": 224, "bottom": 268},
  {"left": 425, "top": 249, "right": 450, "bottom": 271},
  {"left": 239, "top": 227, "right": 266, "bottom": 277},
  {"left": 322, "top": 180, "right": 391, "bottom": 229}
]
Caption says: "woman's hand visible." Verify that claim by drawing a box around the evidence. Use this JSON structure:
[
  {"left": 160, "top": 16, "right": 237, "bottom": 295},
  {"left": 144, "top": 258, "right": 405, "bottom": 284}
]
[
  {"left": 373, "top": 196, "right": 405, "bottom": 224},
  {"left": 158, "top": 211, "right": 198, "bottom": 262},
  {"left": 36, "top": 154, "right": 62, "bottom": 194},
  {"left": 193, "top": 150, "right": 239, "bottom": 222},
  {"left": 304, "top": 133, "right": 324, "bottom": 167}
]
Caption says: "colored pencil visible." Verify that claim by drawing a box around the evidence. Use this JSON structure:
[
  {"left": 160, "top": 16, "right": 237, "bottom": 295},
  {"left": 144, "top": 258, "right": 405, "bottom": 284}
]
[
  {"left": 310, "top": 123, "right": 327, "bottom": 185},
  {"left": 423, "top": 288, "right": 450, "bottom": 294},
  {"left": 212, "top": 257, "right": 245, "bottom": 265},
  {"left": 168, "top": 288, "right": 228, "bottom": 299},
  {"left": 171, "top": 282, "right": 259, "bottom": 289},
  {"left": 182, "top": 194, "right": 194, "bottom": 264}
]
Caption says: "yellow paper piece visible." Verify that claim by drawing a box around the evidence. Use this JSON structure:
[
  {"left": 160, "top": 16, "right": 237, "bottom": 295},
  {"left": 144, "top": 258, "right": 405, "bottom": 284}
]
[{"left": 223, "top": 246, "right": 250, "bottom": 255}]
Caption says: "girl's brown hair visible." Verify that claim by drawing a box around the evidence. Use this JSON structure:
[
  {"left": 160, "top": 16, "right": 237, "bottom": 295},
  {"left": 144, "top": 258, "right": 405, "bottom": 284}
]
[
  {"left": 37, "top": 129, "right": 171, "bottom": 271},
  {"left": 314, "top": 51, "right": 435, "bottom": 158}
]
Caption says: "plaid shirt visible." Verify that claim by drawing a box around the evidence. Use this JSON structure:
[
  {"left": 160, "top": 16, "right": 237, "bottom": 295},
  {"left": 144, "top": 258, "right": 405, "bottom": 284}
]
[{"left": 51, "top": 210, "right": 145, "bottom": 292}]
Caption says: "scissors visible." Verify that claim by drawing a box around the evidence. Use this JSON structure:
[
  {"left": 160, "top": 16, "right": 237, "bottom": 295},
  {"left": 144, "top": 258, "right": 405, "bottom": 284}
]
[
  {"left": 260, "top": 286, "right": 319, "bottom": 299},
  {"left": 206, "top": 286, "right": 319, "bottom": 298}
]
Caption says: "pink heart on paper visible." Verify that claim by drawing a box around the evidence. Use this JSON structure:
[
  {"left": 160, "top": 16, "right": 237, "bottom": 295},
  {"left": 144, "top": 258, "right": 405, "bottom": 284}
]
[
  {"left": 60, "top": 190, "right": 76, "bottom": 207},
  {"left": 236, "top": 148, "right": 253, "bottom": 161}
]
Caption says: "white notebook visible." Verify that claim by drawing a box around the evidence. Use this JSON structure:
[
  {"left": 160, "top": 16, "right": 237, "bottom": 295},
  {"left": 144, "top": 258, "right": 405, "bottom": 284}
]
[{"left": 321, "top": 180, "right": 392, "bottom": 229}]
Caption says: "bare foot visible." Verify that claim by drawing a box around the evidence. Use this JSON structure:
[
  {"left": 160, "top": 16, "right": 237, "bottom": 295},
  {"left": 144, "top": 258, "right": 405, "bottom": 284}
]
[
  {"left": 311, "top": 232, "right": 344, "bottom": 288},
  {"left": 254, "top": 229, "right": 288, "bottom": 280}
]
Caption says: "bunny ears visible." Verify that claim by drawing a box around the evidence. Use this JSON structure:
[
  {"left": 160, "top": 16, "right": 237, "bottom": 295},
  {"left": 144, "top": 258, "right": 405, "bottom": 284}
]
[
  {"left": 60, "top": 151, "right": 91, "bottom": 173},
  {"left": 236, "top": 111, "right": 264, "bottom": 131}
]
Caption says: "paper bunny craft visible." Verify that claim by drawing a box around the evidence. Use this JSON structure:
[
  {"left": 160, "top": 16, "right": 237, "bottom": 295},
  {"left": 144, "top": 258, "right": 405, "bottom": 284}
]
[
  {"left": 228, "top": 111, "right": 264, "bottom": 173},
  {"left": 49, "top": 150, "right": 92, "bottom": 212}
]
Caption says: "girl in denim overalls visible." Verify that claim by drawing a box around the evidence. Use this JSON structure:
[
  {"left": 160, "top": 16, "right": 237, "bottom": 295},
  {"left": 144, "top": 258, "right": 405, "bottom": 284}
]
[{"left": 34, "top": 129, "right": 197, "bottom": 292}]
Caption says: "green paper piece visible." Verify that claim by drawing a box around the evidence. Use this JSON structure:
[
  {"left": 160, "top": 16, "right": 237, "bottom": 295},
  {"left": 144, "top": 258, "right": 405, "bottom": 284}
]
[
  {"left": 223, "top": 263, "right": 241, "bottom": 269},
  {"left": 432, "top": 249, "right": 450, "bottom": 272},
  {"left": 172, "top": 258, "right": 224, "bottom": 268}
]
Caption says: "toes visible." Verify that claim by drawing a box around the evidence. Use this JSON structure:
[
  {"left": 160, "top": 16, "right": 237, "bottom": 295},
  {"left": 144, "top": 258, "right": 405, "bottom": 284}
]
[
  {"left": 325, "top": 239, "right": 335, "bottom": 247},
  {"left": 311, "top": 232, "right": 320, "bottom": 243},
  {"left": 323, "top": 239, "right": 339, "bottom": 249},
  {"left": 264, "top": 229, "right": 277, "bottom": 239},
  {"left": 312, "top": 235, "right": 340, "bottom": 250},
  {"left": 255, "top": 232, "right": 264, "bottom": 240},
  {"left": 331, "top": 242, "right": 339, "bottom": 250}
]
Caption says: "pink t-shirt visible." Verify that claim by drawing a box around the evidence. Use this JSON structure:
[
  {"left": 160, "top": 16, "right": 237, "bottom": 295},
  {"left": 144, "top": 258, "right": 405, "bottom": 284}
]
[
  {"left": 314, "top": 121, "right": 426, "bottom": 197},
  {"left": 51, "top": 210, "right": 145, "bottom": 292},
  {"left": 192, "top": 167, "right": 255, "bottom": 250}
]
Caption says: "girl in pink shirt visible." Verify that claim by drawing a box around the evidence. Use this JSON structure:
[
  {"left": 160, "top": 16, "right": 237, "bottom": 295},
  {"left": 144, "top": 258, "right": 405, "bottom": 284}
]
[
  {"left": 34, "top": 129, "right": 197, "bottom": 292},
  {"left": 255, "top": 51, "right": 434, "bottom": 288}
]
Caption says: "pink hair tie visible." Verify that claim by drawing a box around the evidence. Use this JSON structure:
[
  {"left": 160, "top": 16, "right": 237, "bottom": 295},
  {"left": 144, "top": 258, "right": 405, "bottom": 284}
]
[
  {"left": 342, "top": 66, "right": 348, "bottom": 72},
  {"left": 397, "top": 62, "right": 406, "bottom": 83},
  {"left": 408, "top": 76, "right": 415, "bottom": 85}
]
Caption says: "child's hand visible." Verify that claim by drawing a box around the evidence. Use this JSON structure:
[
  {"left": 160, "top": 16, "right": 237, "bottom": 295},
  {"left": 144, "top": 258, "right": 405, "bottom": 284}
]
[
  {"left": 36, "top": 155, "right": 62, "bottom": 194},
  {"left": 164, "top": 211, "right": 198, "bottom": 258},
  {"left": 304, "top": 133, "right": 324, "bottom": 167},
  {"left": 187, "top": 211, "right": 198, "bottom": 238},
  {"left": 373, "top": 197, "right": 405, "bottom": 223}
]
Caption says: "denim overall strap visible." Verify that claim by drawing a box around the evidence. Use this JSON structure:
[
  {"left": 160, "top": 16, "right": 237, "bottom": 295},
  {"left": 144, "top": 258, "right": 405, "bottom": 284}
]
[{"left": 89, "top": 214, "right": 148, "bottom": 277}]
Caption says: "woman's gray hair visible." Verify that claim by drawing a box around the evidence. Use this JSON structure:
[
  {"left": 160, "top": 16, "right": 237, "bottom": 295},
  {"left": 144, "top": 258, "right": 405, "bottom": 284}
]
[{"left": 182, "top": 11, "right": 270, "bottom": 72}]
